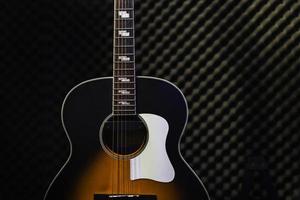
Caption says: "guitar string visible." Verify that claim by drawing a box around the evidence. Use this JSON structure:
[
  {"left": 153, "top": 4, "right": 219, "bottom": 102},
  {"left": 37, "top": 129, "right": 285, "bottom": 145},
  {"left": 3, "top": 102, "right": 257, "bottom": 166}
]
[
  {"left": 118, "top": 0, "right": 121, "bottom": 193},
  {"left": 112, "top": 0, "right": 113, "bottom": 192},
  {"left": 114, "top": 1, "right": 116, "bottom": 194},
  {"left": 119, "top": 0, "right": 122, "bottom": 191},
  {"left": 129, "top": 0, "right": 136, "bottom": 193},
  {"left": 117, "top": 0, "right": 119, "bottom": 194},
  {"left": 125, "top": 0, "right": 134, "bottom": 193},
  {"left": 121, "top": 0, "right": 124, "bottom": 194},
  {"left": 134, "top": 0, "right": 137, "bottom": 193},
  {"left": 121, "top": 0, "right": 127, "bottom": 194},
  {"left": 121, "top": 0, "right": 123, "bottom": 194},
  {"left": 127, "top": 0, "right": 131, "bottom": 194},
  {"left": 132, "top": 0, "right": 138, "bottom": 194},
  {"left": 118, "top": 0, "right": 121, "bottom": 194},
  {"left": 125, "top": 5, "right": 127, "bottom": 185},
  {"left": 112, "top": 0, "right": 116, "bottom": 195},
  {"left": 124, "top": 0, "right": 128, "bottom": 193},
  {"left": 122, "top": 0, "right": 125, "bottom": 194},
  {"left": 115, "top": 0, "right": 118, "bottom": 194},
  {"left": 126, "top": 0, "right": 130, "bottom": 194}
]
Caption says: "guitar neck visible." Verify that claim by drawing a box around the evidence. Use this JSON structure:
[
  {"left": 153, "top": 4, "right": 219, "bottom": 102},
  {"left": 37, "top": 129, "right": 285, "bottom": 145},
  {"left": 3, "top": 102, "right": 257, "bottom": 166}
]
[{"left": 113, "top": 0, "right": 136, "bottom": 116}]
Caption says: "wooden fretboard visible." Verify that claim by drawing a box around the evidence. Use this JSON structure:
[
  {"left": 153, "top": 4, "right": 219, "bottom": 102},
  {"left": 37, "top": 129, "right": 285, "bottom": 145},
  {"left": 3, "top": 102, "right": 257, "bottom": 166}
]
[{"left": 113, "top": 0, "right": 136, "bottom": 115}]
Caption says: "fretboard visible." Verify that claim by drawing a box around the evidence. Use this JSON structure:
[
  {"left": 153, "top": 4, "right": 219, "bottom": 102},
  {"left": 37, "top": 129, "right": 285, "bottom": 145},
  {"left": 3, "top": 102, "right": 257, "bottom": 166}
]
[{"left": 113, "top": 0, "right": 136, "bottom": 115}]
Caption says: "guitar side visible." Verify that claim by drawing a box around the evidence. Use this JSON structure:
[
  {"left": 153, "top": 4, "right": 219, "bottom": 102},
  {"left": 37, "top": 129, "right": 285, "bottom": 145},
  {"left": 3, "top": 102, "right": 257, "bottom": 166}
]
[{"left": 44, "top": 76, "right": 210, "bottom": 200}]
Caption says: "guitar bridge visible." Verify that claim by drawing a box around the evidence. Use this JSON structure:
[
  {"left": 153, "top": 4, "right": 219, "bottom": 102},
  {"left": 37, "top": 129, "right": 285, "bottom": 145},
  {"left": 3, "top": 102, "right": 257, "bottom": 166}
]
[{"left": 94, "top": 194, "right": 157, "bottom": 200}]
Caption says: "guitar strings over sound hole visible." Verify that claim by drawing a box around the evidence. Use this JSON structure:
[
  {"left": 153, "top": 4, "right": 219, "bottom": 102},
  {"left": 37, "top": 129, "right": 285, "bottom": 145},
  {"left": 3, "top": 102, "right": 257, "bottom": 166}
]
[{"left": 100, "top": 115, "right": 148, "bottom": 159}]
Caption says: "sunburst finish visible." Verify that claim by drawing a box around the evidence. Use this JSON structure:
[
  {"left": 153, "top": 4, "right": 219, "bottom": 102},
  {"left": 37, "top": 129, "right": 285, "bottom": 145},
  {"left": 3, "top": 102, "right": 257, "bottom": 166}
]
[{"left": 44, "top": 77, "right": 210, "bottom": 200}]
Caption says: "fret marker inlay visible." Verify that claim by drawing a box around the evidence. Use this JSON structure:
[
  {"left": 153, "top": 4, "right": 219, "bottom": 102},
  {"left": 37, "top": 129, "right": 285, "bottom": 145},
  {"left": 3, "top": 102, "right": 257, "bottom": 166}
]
[
  {"left": 118, "top": 101, "right": 131, "bottom": 105},
  {"left": 118, "top": 77, "right": 131, "bottom": 82},
  {"left": 119, "top": 30, "right": 130, "bottom": 37},
  {"left": 119, "top": 11, "right": 130, "bottom": 18},
  {"left": 118, "top": 90, "right": 131, "bottom": 95},
  {"left": 119, "top": 56, "right": 130, "bottom": 61}
]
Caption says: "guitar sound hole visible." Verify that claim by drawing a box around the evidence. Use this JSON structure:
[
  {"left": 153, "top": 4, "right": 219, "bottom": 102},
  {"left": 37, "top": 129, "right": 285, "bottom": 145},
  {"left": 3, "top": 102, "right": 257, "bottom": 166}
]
[{"left": 100, "top": 115, "right": 148, "bottom": 159}]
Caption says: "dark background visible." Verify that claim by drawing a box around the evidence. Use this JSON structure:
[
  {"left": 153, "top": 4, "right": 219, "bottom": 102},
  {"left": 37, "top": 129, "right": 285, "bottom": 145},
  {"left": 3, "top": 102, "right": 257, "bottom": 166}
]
[{"left": 1, "top": 0, "right": 299, "bottom": 199}]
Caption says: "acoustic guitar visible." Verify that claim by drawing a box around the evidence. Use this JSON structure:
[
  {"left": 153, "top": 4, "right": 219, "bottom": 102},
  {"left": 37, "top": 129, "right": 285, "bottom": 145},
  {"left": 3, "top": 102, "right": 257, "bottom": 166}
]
[{"left": 44, "top": 0, "right": 210, "bottom": 199}]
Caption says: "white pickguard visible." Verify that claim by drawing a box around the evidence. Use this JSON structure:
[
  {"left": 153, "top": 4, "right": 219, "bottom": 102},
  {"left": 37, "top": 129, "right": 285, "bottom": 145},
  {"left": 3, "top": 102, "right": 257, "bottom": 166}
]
[{"left": 130, "top": 114, "right": 175, "bottom": 183}]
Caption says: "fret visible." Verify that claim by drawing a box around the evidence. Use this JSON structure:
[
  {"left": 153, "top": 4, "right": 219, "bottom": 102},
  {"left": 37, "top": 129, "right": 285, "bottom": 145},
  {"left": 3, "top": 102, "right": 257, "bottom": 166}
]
[
  {"left": 115, "top": 38, "right": 134, "bottom": 46},
  {"left": 114, "top": 80, "right": 135, "bottom": 85},
  {"left": 114, "top": 66, "right": 134, "bottom": 69},
  {"left": 115, "top": 28, "right": 134, "bottom": 30},
  {"left": 114, "top": 88, "right": 135, "bottom": 90},
  {"left": 115, "top": 20, "right": 133, "bottom": 28},
  {"left": 115, "top": 47, "right": 134, "bottom": 54},
  {"left": 114, "top": 99, "right": 136, "bottom": 101},
  {"left": 114, "top": 48, "right": 134, "bottom": 53},
  {"left": 113, "top": 95, "right": 135, "bottom": 101},
  {"left": 113, "top": 96, "right": 136, "bottom": 100},
  {"left": 114, "top": 85, "right": 135, "bottom": 89},
  {"left": 113, "top": 107, "right": 136, "bottom": 112},
  {"left": 114, "top": 72, "right": 135, "bottom": 77},
  {"left": 113, "top": 106, "right": 136, "bottom": 111},
  {"left": 113, "top": 113, "right": 136, "bottom": 116},
  {"left": 114, "top": 82, "right": 135, "bottom": 84},
  {"left": 114, "top": 61, "right": 135, "bottom": 64},
  {"left": 115, "top": 18, "right": 134, "bottom": 21},
  {"left": 114, "top": 93, "right": 136, "bottom": 98},
  {"left": 115, "top": 45, "right": 134, "bottom": 47},
  {"left": 114, "top": 111, "right": 136, "bottom": 115},
  {"left": 114, "top": 75, "right": 135, "bottom": 77},
  {"left": 114, "top": 81, "right": 135, "bottom": 85},
  {"left": 114, "top": 108, "right": 136, "bottom": 111},
  {"left": 114, "top": 107, "right": 136, "bottom": 111},
  {"left": 114, "top": 74, "right": 135, "bottom": 78},
  {"left": 115, "top": 0, "right": 134, "bottom": 7},
  {"left": 114, "top": 103, "right": 136, "bottom": 107},
  {"left": 114, "top": 105, "right": 135, "bottom": 109},
  {"left": 115, "top": 53, "right": 134, "bottom": 56},
  {"left": 115, "top": 8, "right": 133, "bottom": 11},
  {"left": 114, "top": 93, "right": 136, "bottom": 97},
  {"left": 114, "top": 68, "right": 135, "bottom": 71},
  {"left": 114, "top": 95, "right": 135, "bottom": 99},
  {"left": 113, "top": 94, "right": 135, "bottom": 96},
  {"left": 114, "top": 63, "right": 134, "bottom": 67},
  {"left": 114, "top": 95, "right": 135, "bottom": 100},
  {"left": 115, "top": 18, "right": 134, "bottom": 20},
  {"left": 114, "top": 17, "right": 134, "bottom": 22},
  {"left": 115, "top": 1, "right": 134, "bottom": 8},
  {"left": 115, "top": 37, "right": 134, "bottom": 39}
]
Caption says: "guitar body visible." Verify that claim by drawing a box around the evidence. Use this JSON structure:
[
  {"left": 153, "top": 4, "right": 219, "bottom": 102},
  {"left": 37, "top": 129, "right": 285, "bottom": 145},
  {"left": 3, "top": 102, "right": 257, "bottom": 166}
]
[{"left": 44, "top": 76, "right": 210, "bottom": 200}]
